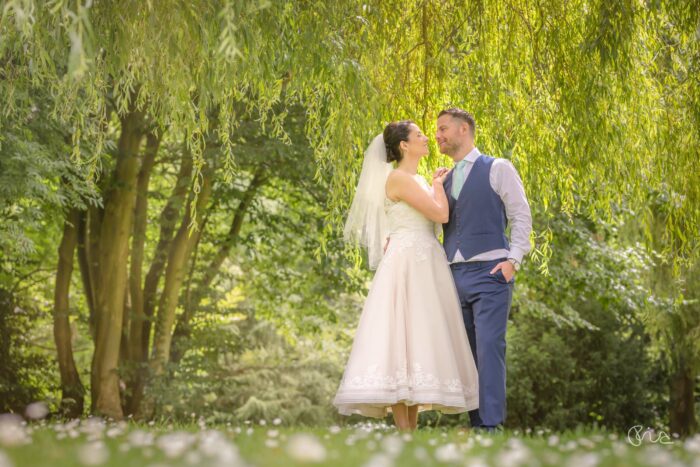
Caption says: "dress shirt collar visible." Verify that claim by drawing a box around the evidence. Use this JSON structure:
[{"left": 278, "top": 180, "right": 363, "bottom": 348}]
[
  {"left": 455, "top": 147, "right": 481, "bottom": 166},
  {"left": 465, "top": 147, "right": 481, "bottom": 163}
]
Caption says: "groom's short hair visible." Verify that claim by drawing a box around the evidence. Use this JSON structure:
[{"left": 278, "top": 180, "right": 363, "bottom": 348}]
[{"left": 438, "top": 108, "right": 475, "bottom": 136}]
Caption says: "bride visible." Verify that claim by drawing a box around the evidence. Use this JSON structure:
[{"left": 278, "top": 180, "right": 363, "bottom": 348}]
[{"left": 333, "top": 120, "right": 479, "bottom": 431}]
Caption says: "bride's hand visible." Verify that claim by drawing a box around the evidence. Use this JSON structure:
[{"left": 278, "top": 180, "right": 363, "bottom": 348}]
[{"left": 433, "top": 167, "right": 449, "bottom": 185}]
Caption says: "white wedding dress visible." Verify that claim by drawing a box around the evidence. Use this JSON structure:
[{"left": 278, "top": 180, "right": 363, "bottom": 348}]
[{"left": 334, "top": 175, "right": 479, "bottom": 418}]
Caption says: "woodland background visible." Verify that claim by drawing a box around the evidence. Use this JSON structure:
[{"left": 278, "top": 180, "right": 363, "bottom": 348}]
[{"left": 1, "top": 0, "right": 698, "bottom": 441}]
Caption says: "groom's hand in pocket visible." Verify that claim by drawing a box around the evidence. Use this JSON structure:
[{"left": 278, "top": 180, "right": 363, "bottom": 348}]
[{"left": 491, "top": 261, "right": 515, "bottom": 282}]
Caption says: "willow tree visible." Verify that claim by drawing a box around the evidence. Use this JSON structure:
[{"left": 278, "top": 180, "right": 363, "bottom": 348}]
[
  {"left": 2, "top": 0, "right": 382, "bottom": 419},
  {"left": 328, "top": 0, "right": 700, "bottom": 433},
  {"left": 2, "top": 0, "right": 698, "bottom": 426}
]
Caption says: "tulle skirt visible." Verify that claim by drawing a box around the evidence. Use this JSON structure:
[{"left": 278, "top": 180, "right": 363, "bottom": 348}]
[{"left": 333, "top": 230, "right": 479, "bottom": 418}]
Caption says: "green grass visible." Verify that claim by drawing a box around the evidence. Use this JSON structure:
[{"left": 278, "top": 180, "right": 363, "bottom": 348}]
[{"left": 1, "top": 418, "right": 698, "bottom": 466}]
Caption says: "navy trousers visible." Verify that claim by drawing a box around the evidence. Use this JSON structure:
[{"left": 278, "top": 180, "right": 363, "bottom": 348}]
[{"left": 450, "top": 259, "right": 513, "bottom": 427}]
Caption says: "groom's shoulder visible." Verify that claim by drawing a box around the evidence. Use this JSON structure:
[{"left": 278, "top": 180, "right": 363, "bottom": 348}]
[
  {"left": 480, "top": 154, "right": 519, "bottom": 175},
  {"left": 476, "top": 153, "right": 496, "bottom": 164},
  {"left": 481, "top": 154, "right": 514, "bottom": 167}
]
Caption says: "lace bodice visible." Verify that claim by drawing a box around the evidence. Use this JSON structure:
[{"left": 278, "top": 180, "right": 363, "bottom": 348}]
[{"left": 384, "top": 175, "right": 439, "bottom": 237}]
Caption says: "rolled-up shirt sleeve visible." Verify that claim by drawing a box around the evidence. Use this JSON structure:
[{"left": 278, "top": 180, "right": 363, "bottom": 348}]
[{"left": 490, "top": 159, "right": 532, "bottom": 264}]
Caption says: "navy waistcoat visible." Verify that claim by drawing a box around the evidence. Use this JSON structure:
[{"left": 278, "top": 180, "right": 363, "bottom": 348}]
[{"left": 442, "top": 155, "right": 509, "bottom": 261}]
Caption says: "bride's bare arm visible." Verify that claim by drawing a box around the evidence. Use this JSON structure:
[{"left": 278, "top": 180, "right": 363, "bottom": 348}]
[{"left": 385, "top": 171, "right": 449, "bottom": 223}]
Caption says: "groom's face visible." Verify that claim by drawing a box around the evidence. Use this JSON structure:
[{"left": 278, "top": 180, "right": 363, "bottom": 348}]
[{"left": 436, "top": 115, "right": 470, "bottom": 157}]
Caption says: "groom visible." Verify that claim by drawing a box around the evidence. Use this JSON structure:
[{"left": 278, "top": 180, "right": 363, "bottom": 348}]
[{"left": 436, "top": 108, "right": 532, "bottom": 431}]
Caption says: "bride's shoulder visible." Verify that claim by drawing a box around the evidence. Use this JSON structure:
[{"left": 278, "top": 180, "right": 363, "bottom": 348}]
[
  {"left": 386, "top": 170, "right": 414, "bottom": 202},
  {"left": 386, "top": 169, "right": 416, "bottom": 184},
  {"left": 386, "top": 170, "right": 417, "bottom": 191}
]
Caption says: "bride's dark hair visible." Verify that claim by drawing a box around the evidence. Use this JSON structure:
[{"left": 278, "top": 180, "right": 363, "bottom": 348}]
[{"left": 383, "top": 120, "right": 415, "bottom": 163}]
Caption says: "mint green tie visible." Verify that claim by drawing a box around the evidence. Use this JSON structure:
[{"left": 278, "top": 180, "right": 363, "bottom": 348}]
[{"left": 451, "top": 159, "right": 468, "bottom": 199}]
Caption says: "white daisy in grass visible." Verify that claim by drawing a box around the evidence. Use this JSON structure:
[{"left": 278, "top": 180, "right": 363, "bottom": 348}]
[
  {"left": 464, "top": 456, "right": 489, "bottom": 467},
  {"left": 561, "top": 440, "right": 578, "bottom": 451},
  {"left": 105, "top": 425, "right": 125, "bottom": 439},
  {"left": 380, "top": 435, "right": 403, "bottom": 457},
  {"left": 477, "top": 436, "right": 493, "bottom": 447},
  {"left": 639, "top": 444, "right": 678, "bottom": 467},
  {"left": 127, "top": 429, "right": 155, "bottom": 447},
  {"left": 362, "top": 453, "right": 393, "bottom": 467},
  {"left": 286, "top": 433, "right": 327, "bottom": 463},
  {"left": 685, "top": 434, "right": 700, "bottom": 455},
  {"left": 156, "top": 431, "right": 195, "bottom": 458},
  {"left": 565, "top": 452, "right": 600, "bottom": 467},
  {"left": 496, "top": 438, "right": 532, "bottom": 467},
  {"left": 198, "top": 429, "right": 243, "bottom": 466},
  {"left": 25, "top": 402, "right": 48, "bottom": 420},
  {"left": 0, "top": 415, "right": 29, "bottom": 447},
  {"left": 80, "top": 417, "right": 106, "bottom": 441},
  {"left": 413, "top": 446, "right": 429, "bottom": 462},
  {"left": 434, "top": 443, "right": 461, "bottom": 463},
  {"left": 77, "top": 440, "right": 109, "bottom": 466},
  {"left": 0, "top": 450, "right": 13, "bottom": 467}
]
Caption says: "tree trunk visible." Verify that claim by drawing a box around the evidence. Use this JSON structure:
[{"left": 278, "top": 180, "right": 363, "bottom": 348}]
[
  {"left": 141, "top": 150, "right": 193, "bottom": 358},
  {"left": 119, "top": 286, "right": 131, "bottom": 371},
  {"left": 170, "top": 168, "right": 266, "bottom": 363},
  {"left": 669, "top": 358, "right": 697, "bottom": 437},
  {"left": 168, "top": 223, "right": 206, "bottom": 364},
  {"left": 76, "top": 209, "right": 95, "bottom": 332},
  {"left": 122, "top": 147, "right": 192, "bottom": 419},
  {"left": 91, "top": 110, "right": 145, "bottom": 419},
  {"left": 648, "top": 211, "right": 699, "bottom": 438},
  {"left": 85, "top": 205, "right": 104, "bottom": 411},
  {"left": 150, "top": 168, "right": 213, "bottom": 375},
  {"left": 125, "top": 132, "right": 160, "bottom": 416},
  {"left": 53, "top": 208, "right": 86, "bottom": 418},
  {"left": 87, "top": 205, "right": 103, "bottom": 326},
  {"left": 198, "top": 168, "right": 265, "bottom": 296}
]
